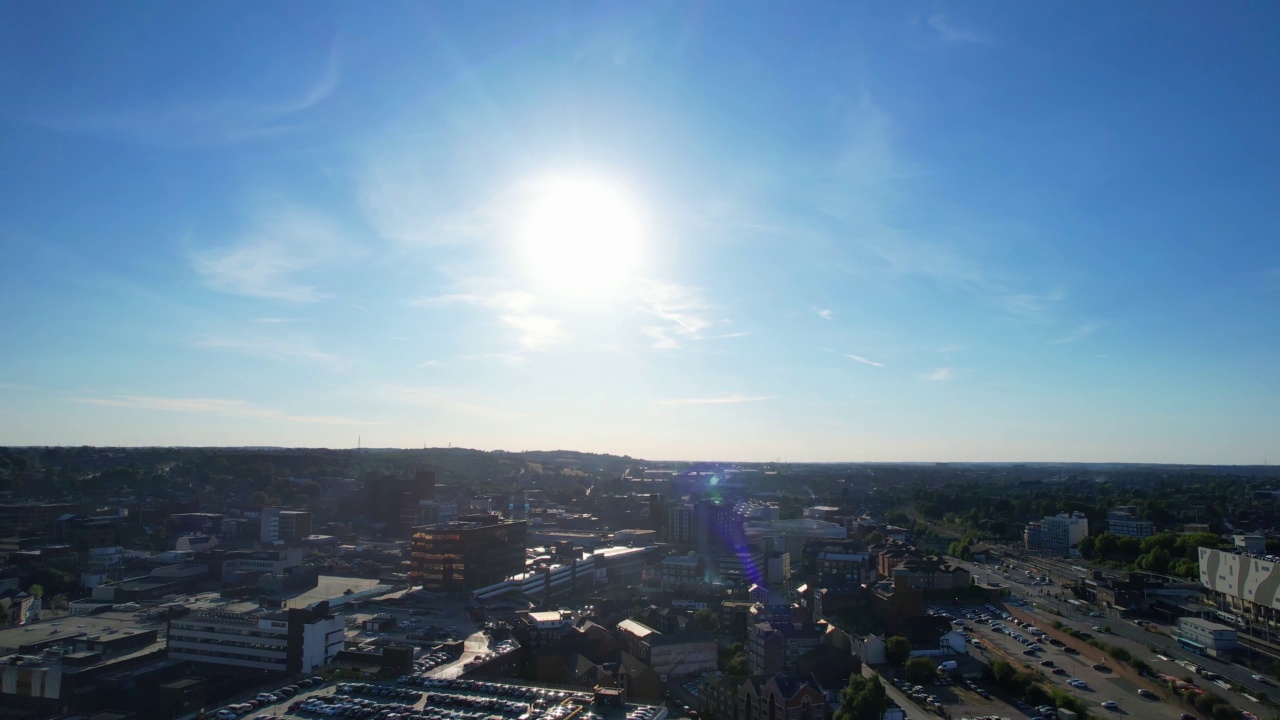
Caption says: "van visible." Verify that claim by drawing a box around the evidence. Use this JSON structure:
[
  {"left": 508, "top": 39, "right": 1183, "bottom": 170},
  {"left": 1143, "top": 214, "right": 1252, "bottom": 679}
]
[{"left": 937, "top": 661, "right": 958, "bottom": 671}]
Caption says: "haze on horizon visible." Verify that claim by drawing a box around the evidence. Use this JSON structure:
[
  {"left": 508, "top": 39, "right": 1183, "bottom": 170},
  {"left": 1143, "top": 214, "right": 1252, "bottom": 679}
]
[{"left": 1, "top": 2, "right": 1277, "bottom": 465}]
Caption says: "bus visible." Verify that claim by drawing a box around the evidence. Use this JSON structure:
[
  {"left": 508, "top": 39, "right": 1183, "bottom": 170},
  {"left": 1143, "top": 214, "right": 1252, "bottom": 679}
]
[{"left": 1177, "top": 637, "right": 1207, "bottom": 656}]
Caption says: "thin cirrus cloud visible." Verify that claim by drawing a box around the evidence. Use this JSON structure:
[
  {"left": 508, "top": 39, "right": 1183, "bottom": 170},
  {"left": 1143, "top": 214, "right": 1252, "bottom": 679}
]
[
  {"left": 67, "top": 393, "right": 374, "bottom": 425},
  {"left": 22, "top": 43, "right": 341, "bottom": 148},
  {"left": 921, "top": 367, "right": 956, "bottom": 381},
  {"left": 823, "top": 348, "right": 884, "bottom": 368},
  {"left": 413, "top": 289, "right": 567, "bottom": 352},
  {"left": 191, "top": 207, "right": 355, "bottom": 302},
  {"left": 815, "top": 93, "right": 1065, "bottom": 324},
  {"left": 1048, "top": 321, "right": 1104, "bottom": 345},
  {"left": 193, "top": 335, "right": 348, "bottom": 371},
  {"left": 657, "top": 394, "right": 772, "bottom": 406},
  {"left": 926, "top": 14, "right": 990, "bottom": 46},
  {"left": 638, "top": 280, "right": 721, "bottom": 350},
  {"left": 815, "top": 307, "right": 834, "bottom": 320}
]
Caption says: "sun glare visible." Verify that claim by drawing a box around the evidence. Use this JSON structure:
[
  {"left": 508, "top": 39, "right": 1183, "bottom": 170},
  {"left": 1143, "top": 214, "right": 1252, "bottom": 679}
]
[{"left": 516, "top": 174, "right": 644, "bottom": 298}]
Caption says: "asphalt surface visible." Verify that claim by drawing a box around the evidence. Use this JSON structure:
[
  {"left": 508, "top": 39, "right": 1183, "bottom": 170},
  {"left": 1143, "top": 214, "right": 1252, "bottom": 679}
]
[{"left": 954, "top": 557, "right": 1271, "bottom": 718}]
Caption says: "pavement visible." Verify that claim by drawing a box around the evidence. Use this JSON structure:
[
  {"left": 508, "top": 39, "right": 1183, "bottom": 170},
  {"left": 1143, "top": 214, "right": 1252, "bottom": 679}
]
[{"left": 953, "top": 556, "right": 1272, "bottom": 718}]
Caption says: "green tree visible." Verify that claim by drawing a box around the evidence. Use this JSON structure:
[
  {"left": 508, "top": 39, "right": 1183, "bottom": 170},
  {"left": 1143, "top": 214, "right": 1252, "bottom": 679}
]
[
  {"left": 692, "top": 608, "right": 721, "bottom": 635},
  {"left": 50, "top": 594, "right": 69, "bottom": 611},
  {"left": 886, "top": 636, "right": 911, "bottom": 666},
  {"left": 835, "top": 674, "right": 887, "bottom": 720},
  {"left": 864, "top": 531, "right": 884, "bottom": 546},
  {"left": 27, "top": 583, "right": 44, "bottom": 598},
  {"left": 906, "top": 657, "right": 937, "bottom": 684},
  {"left": 1078, "top": 535, "right": 1097, "bottom": 560}
]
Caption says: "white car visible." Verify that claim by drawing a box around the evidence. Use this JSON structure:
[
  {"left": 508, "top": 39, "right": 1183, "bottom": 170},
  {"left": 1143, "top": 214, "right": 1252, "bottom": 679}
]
[{"left": 1101, "top": 701, "right": 1119, "bottom": 710}]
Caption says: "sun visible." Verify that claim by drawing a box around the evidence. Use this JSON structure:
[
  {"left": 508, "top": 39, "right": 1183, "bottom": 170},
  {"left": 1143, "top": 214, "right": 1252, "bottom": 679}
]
[{"left": 515, "top": 173, "right": 644, "bottom": 298}]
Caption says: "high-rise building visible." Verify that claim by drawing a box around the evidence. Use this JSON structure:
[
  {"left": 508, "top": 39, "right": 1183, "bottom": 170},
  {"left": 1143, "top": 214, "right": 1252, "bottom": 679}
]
[
  {"left": 365, "top": 469, "right": 438, "bottom": 537},
  {"left": 260, "top": 507, "right": 281, "bottom": 543},
  {"left": 410, "top": 514, "right": 527, "bottom": 593},
  {"left": 278, "top": 510, "right": 313, "bottom": 541}
]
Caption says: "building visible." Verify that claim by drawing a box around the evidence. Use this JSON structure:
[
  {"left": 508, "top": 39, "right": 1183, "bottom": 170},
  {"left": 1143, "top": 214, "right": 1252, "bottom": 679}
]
[
  {"left": 515, "top": 611, "right": 575, "bottom": 648},
  {"left": 658, "top": 555, "right": 704, "bottom": 591},
  {"left": 747, "top": 622, "right": 823, "bottom": 676},
  {"left": 1106, "top": 507, "right": 1155, "bottom": 538},
  {"left": 817, "top": 550, "right": 872, "bottom": 587},
  {"left": 278, "top": 511, "right": 313, "bottom": 542},
  {"left": 167, "top": 602, "right": 343, "bottom": 673},
  {"left": 366, "top": 470, "right": 437, "bottom": 536},
  {"left": 643, "top": 632, "right": 717, "bottom": 678},
  {"left": 1025, "top": 512, "right": 1089, "bottom": 555},
  {"left": 409, "top": 515, "right": 527, "bottom": 593},
  {"left": 1176, "top": 617, "right": 1238, "bottom": 655},
  {"left": 1234, "top": 535, "right": 1266, "bottom": 554},
  {"left": 260, "top": 507, "right": 280, "bottom": 542},
  {"left": 717, "top": 545, "right": 766, "bottom": 587},
  {"left": 739, "top": 673, "right": 829, "bottom": 720},
  {"left": 1199, "top": 547, "right": 1280, "bottom": 633}
]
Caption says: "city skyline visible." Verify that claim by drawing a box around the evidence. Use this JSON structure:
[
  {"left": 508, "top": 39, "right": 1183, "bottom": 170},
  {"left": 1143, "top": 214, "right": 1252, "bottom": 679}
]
[{"left": 1, "top": 2, "right": 1278, "bottom": 463}]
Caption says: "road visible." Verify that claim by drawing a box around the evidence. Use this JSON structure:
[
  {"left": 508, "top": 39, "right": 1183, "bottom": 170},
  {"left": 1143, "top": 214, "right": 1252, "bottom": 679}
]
[
  {"left": 963, "top": 611, "right": 1170, "bottom": 720},
  {"left": 952, "top": 557, "right": 1272, "bottom": 717}
]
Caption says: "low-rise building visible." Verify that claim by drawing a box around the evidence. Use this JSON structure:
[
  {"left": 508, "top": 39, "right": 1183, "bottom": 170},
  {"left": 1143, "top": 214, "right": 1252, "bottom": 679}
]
[
  {"left": 1106, "top": 507, "right": 1155, "bottom": 538},
  {"left": 1176, "top": 617, "right": 1238, "bottom": 654},
  {"left": 167, "top": 602, "right": 343, "bottom": 673}
]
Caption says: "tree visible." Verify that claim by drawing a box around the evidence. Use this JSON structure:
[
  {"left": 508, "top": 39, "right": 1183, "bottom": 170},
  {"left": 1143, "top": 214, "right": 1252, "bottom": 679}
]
[
  {"left": 906, "top": 657, "right": 937, "bottom": 684},
  {"left": 27, "top": 583, "right": 44, "bottom": 598},
  {"left": 50, "top": 594, "right": 69, "bottom": 611},
  {"left": 692, "top": 608, "right": 721, "bottom": 635},
  {"left": 835, "top": 674, "right": 886, "bottom": 720},
  {"left": 864, "top": 531, "right": 884, "bottom": 546},
  {"left": 249, "top": 490, "right": 269, "bottom": 508},
  {"left": 886, "top": 636, "right": 911, "bottom": 666}
]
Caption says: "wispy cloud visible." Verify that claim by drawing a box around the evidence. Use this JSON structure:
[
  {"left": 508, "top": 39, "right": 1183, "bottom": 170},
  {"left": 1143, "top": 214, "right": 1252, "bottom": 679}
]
[
  {"left": 921, "top": 367, "right": 955, "bottom": 382},
  {"left": 414, "top": 288, "right": 567, "bottom": 352},
  {"left": 22, "top": 43, "right": 340, "bottom": 147},
  {"left": 926, "top": 14, "right": 989, "bottom": 45},
  {"left": 823, "top": 348, "right": 884, "bottom": 367},
  {"left": 638, "top": 281, "right": 721, "bottom": 350},
  {"left": 657, "top": 395, "right": 772, "bottom": 406},
  {"left": 815, "top": 307, "right": 834, "bottom": 320},
  {"left": 991, "top": 288, "right": 1067, "bottom": 322},
  {"left": 361, "top": 384, "right": 520, "bottom": 420},
  {"left": 67, "top": 393, "right": 374, "bottom": 425},
  {"left": 1049, "top": 321, "right": 1104, "bottom": 345},
  {"left": 191, "top": 207, "right": 354, "bottom": 302},
  {"left": 936, "top": 344, "right": 962, "bottom": 354},
  {"left": 194, "top": 335, "right": 347, "bottom": 370},
  {"left": 708, "top": 331, "right": 752, "bottom": 340}
]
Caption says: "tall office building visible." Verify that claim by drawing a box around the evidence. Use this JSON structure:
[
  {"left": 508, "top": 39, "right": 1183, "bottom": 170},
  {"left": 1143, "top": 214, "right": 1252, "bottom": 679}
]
[
  {"left": 410, "top": 514, "right": 527, "bottom": 593},
  {"left": 365, "top": 469, "right": 438, "bottom": 536}
]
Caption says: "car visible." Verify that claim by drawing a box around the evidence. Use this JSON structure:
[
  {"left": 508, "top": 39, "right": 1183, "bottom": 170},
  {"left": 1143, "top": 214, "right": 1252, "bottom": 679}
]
[
  {"left": 1093, "top": 664, "right": 1110, "bottom": 673},
  {"left": 1100, "top": 701, "right": 1119, "bottom": 710},
  {"left": 1181, "top": 715, "right": 1196, "bottom": 720},
  {"left": 1092, "top": 626, "right": 1102, "bottom": 632},
  {"left": 1024, "top": 649, "right": 1038, "bottom": 656},
  {"left": 1063, "top": 646, "right": 1079, "bottom": 654},
  {"left": 1138, "top": 689, "right": 1157, "bottom": 700},
  {"left": 1090, "top": 612, "right": 1103, "bottom": 618},
  {"left": 1052, "top": 668, "right": 1067, "bottom": 675},
  {"left": 1040, "top": 660, "right": 1055, "bottom": 667}
]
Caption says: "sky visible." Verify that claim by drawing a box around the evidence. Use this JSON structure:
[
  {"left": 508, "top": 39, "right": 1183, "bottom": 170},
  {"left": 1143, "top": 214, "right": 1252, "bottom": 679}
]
[{"left": 1, "top": 2, "right": 1278, "bottom": 463}]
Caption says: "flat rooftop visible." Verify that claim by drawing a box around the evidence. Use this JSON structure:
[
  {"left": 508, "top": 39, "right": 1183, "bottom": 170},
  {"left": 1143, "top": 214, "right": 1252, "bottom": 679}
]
[
  {"left": 281, "top": 575, "right": 389, "bottom": 609},
  {"left": 0, "top": 610, "right": 163, "bottom": 654}
]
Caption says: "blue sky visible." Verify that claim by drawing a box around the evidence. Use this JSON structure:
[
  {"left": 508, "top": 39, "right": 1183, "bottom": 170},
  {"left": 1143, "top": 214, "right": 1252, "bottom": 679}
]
[{"left": 1, "top": 1, "right": 1277, "bottom": 462}]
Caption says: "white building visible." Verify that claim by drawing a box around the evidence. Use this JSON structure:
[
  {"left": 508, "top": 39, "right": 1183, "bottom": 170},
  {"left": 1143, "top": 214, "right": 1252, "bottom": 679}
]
[
  {"left": 260, "top": 507, "right": 281, "bottom": 543},
  {"left": 1027, "top": 512, "right": 1089, "bottom": 555},
  {"left": 1176, "top": 617, "right": 1238, "bottom": 654},
  {"left": 168, "top": 603, "right": 343, "bottom": 673}
]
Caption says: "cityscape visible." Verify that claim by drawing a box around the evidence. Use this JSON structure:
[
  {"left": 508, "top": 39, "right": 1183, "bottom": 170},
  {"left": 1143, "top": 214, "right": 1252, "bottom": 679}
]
[
  {"left": 2, "top": 3, "right": 1279, "bottom": 720},
  {"left": 0, "top": 449, "right": 1278, "bottom": 720}
]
